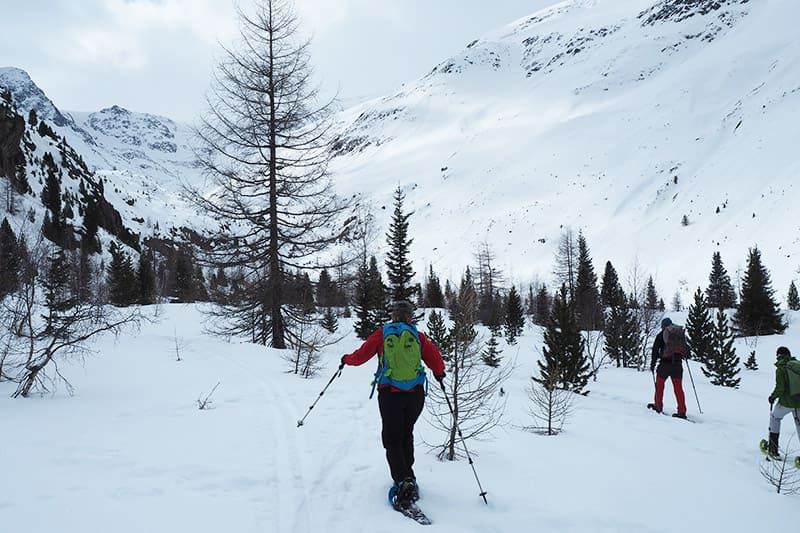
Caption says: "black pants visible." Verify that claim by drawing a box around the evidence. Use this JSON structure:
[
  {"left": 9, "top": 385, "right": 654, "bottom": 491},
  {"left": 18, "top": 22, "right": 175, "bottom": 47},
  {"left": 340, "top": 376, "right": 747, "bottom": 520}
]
[{"left": 378, "top": 387, "right": 425, "bottom": 483}]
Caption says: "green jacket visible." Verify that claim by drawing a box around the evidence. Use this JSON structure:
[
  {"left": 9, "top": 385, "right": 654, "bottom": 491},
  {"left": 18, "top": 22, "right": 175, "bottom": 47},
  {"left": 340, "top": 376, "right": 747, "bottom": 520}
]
[{"left": 771, "top": 355, "right": 800, "bottom": 409}]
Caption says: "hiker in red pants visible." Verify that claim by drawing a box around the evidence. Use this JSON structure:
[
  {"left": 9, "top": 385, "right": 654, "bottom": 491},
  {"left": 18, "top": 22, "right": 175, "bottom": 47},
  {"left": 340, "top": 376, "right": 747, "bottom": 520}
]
[{"left": 648, "top": 317, "right": 689, "bottom": 419}]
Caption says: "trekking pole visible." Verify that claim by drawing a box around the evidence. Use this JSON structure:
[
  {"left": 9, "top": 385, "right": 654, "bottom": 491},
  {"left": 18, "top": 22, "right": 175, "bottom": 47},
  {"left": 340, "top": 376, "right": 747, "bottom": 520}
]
[
  {"left": 438, "top": 379, "right": 489, "bottom": 505},
  {"left": 684, "top": 358, "right": 703, "bottom": 414},
  {"left": 297, "top": 362, "right": 344, "bottom": 428}
]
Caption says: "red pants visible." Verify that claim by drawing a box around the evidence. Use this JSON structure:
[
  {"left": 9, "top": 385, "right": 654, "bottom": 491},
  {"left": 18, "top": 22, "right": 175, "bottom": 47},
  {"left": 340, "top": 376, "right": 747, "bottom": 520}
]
[{"left": 654, "top": 375, "right": 687, "bottom": 415}]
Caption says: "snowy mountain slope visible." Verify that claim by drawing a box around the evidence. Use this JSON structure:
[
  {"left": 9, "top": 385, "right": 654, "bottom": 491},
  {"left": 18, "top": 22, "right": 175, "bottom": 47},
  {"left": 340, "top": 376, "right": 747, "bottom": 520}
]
[
  {"left": 330, "top": 0, "right": 800, "bottom": 298},
  {"left": 2, "top": 304, "right": 799, "bottom": 532},
  {"left": 0, "top": 67, "right": 206, "bottom": 242}
]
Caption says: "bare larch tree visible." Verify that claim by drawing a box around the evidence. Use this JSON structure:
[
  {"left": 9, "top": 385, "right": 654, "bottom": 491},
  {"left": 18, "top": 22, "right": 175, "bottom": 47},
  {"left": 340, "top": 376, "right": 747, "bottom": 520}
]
[{"left": 192, "top": 0, "right": 353, "bottom": 349}]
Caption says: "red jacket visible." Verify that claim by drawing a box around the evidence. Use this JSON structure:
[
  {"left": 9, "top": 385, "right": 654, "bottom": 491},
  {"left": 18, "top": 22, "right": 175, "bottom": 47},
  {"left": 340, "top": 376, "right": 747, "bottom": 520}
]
[{"left": 343, "top": 326, "right": 446, "bottom": 385}]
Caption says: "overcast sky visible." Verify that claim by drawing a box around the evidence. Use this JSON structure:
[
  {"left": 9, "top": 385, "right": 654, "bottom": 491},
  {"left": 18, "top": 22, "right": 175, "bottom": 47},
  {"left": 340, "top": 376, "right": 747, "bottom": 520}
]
[{"left": 0, "top": 0, "right": 553, "bottom": 122}]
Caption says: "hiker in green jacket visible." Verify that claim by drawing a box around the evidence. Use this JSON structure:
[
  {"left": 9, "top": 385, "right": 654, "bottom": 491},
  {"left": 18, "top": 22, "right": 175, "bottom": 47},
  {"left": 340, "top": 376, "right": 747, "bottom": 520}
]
[{"left": 762, "top": 346, "right": 800, "bottom": 459}]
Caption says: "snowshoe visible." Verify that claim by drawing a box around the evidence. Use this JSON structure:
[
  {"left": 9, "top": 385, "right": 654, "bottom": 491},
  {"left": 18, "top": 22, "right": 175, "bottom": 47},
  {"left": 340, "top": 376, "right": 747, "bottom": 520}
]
[
  {"left": 672, "top": 413, "right": 687, "bottom": 420},
  {"left": 646, "top": 403, "right": 662, "bottom": 414}
]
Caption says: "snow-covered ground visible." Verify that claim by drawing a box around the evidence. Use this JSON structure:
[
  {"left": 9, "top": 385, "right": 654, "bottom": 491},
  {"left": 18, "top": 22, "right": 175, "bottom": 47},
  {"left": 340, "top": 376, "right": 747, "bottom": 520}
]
[{"left": 2, "top": 304, "right": 799, "bottom": 532}]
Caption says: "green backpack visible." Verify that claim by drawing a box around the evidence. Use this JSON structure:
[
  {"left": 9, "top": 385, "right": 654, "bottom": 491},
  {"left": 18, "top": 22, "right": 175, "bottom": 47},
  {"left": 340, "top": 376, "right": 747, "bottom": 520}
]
[
  {"left": 371, "top": 322, "right": 425, "bottom": 395},
  {"left": 786, "top": 359, "right": 800, "bottom": 402}
]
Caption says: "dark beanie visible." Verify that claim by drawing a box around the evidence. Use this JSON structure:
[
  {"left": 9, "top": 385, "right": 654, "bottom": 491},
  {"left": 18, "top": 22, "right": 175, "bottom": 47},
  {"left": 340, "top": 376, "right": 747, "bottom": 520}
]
[
  {"left": 661, "top": 317, "right": 673, "bottom": 328},
  {"left": 391, "top": 300, "right": 414, "bottom": 315},
  {"left": 777, "top": 346, "right": 791, "bottom": 357}
]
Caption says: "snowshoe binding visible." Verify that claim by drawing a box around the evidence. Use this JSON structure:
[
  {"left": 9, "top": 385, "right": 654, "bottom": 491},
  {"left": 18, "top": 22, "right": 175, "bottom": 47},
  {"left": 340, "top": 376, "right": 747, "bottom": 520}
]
[{"left": 759, "top": 438, "right": 782, "bottom": 461}]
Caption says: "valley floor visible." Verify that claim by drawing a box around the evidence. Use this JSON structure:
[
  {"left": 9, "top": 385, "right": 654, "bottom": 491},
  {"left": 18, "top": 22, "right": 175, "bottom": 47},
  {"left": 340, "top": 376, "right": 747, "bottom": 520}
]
[{"left": 2, "top": 305, "right": 799, "bottom": 532}]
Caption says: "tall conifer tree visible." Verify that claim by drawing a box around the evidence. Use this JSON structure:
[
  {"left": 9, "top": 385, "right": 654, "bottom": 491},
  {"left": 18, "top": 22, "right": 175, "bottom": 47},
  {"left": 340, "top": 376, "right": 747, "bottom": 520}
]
[
  {"left": 353, "top": 261, "right": 374, "bottom": 339},
  {"left": 504, "top": 285, "right": 525, "bottom": 344},
  {"left": 685, "top": 288, "right": 714, "bottom": 367},
  {"left": 107, "top": 244, "right": 137, "bottom": 307},
  {"left": 787, "top": 281, "right": 800, "bottom": 311},
  {"left": 532, "top": 284, "right": 552, "bottom": 326},
  {"left": 0, "top": 218, "right": 21, "bottom": 297},
  {"left": 645, "top": 276, "right": 659, "bottom": 310},
  {"left": 538, "top": 285, "right": 589, "bottom": 393},
  {"left": 603, "top": 295, "right": 639, "bottom": 368},
  {"left": 574, "top": 232, "right": 603, "bottom": 330},
  {"left": 705, "top": 252, "right": 737, "bottom": 309},
  {"left": 600, "top": 261, "right": 624, "bottom": 308},
  {"left": 385, "top": 186, "right": 415, "bottom": 303},
  {"left": 137, "top": 250, "right": 156, "bottom": 305},
  {"left": 702, "top": 309, "right": 741, "bottom": 387},
  {"left": 733, "top": 247, "right": 786, "bottom": 336},
  {"left": 423, "top": 264, "right": 444, "bottom": 308}
]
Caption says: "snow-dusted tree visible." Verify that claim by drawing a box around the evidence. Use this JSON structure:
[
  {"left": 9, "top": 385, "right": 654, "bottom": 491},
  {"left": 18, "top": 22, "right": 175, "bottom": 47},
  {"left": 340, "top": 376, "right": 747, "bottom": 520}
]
[
  {"left": 504, "top": 285, "right": 524, "bottom": 344},
  {"left": 685, "top": 288, "right": 714, "bottom": 367},
  {"left": 385, "top": 186, "right": 415, "bottom": 304},
  {"left": 702, "top": 309, "right": 741, "bottom": 388},
  {"left": 191, "top": 0, "right": 352, "bottom": 349},
  {"left": 574, "top": 232, "right": 603, "bottom": 331},
  {"left": 787, "top": 281, "right": 800, "bottom": 311},
  {"left": 705, "top": 252, "right": 737, "bottom": 310},
  {"left": 538, "top": 285, "right": 590, "bottom": 393},
  {"left": 554, "top": 228, "right": 578, "bottom": 300},
  {"left": 427, "top": 268, "right": 509, "bottom": 461},
  {"left": 734, "top": 247, "right": 786, "bottom": 336}
]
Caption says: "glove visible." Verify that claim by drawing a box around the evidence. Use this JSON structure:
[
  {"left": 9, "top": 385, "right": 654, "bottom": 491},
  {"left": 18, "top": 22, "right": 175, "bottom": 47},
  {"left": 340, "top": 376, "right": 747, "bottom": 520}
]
[
  {"left": 768, "top": 394, "right": 775, "bottom": 405},
  {"left": 340, "top": 355, "right": 348, "bottom": 369},
  {"left": 434, "top": 373, "right": 446, "bottom": 385},
  {"left": 650, "top": 365, "right": 656, "bottom": 373}
]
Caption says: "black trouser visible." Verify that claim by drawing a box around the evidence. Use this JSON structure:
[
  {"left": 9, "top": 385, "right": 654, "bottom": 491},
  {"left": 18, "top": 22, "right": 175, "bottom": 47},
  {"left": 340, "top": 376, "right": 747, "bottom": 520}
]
[{"left": 378, "top": 387, "right": 425, "bottom": 483}]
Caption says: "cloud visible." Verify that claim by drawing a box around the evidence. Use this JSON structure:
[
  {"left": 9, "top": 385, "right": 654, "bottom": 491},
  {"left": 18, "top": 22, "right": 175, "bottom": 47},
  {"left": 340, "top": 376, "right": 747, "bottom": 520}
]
[{"left": 53, "top": 0, "right": 237, "bottom": 71}]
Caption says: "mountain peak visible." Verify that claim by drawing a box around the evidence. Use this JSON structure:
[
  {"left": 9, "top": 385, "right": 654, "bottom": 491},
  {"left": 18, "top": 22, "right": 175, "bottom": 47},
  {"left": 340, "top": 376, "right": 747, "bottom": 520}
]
[
  {"left": 0, "top": 66, "right": 72, "bottom": 127},
  {"left": 99, "top": 105, "right": 131, "bottom": 116}
]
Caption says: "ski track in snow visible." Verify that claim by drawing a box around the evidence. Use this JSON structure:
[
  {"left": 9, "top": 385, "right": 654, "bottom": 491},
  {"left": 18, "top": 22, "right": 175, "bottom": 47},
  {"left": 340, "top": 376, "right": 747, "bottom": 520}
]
[
  {"left": 3, "top": 305, "right": 800, "bottom": 533},
  {"left": 213, "top": 352, "right": 314, "bottom": 533}
]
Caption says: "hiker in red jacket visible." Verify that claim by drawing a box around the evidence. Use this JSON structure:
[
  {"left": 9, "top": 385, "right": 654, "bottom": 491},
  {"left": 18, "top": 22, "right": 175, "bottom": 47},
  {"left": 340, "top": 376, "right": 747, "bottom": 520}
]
[
  {"left": 648, "top": 317, "right": 689, "bottom": 418},
  {"left": 341, "top": 300, "right": 445, "bottom": 508}
]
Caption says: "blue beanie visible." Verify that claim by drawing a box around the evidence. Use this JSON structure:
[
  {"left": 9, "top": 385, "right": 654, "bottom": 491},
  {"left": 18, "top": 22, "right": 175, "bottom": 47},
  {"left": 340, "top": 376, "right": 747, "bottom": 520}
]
[{"left": 661, "top": 317, "right": 673, "bottom": 328}]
